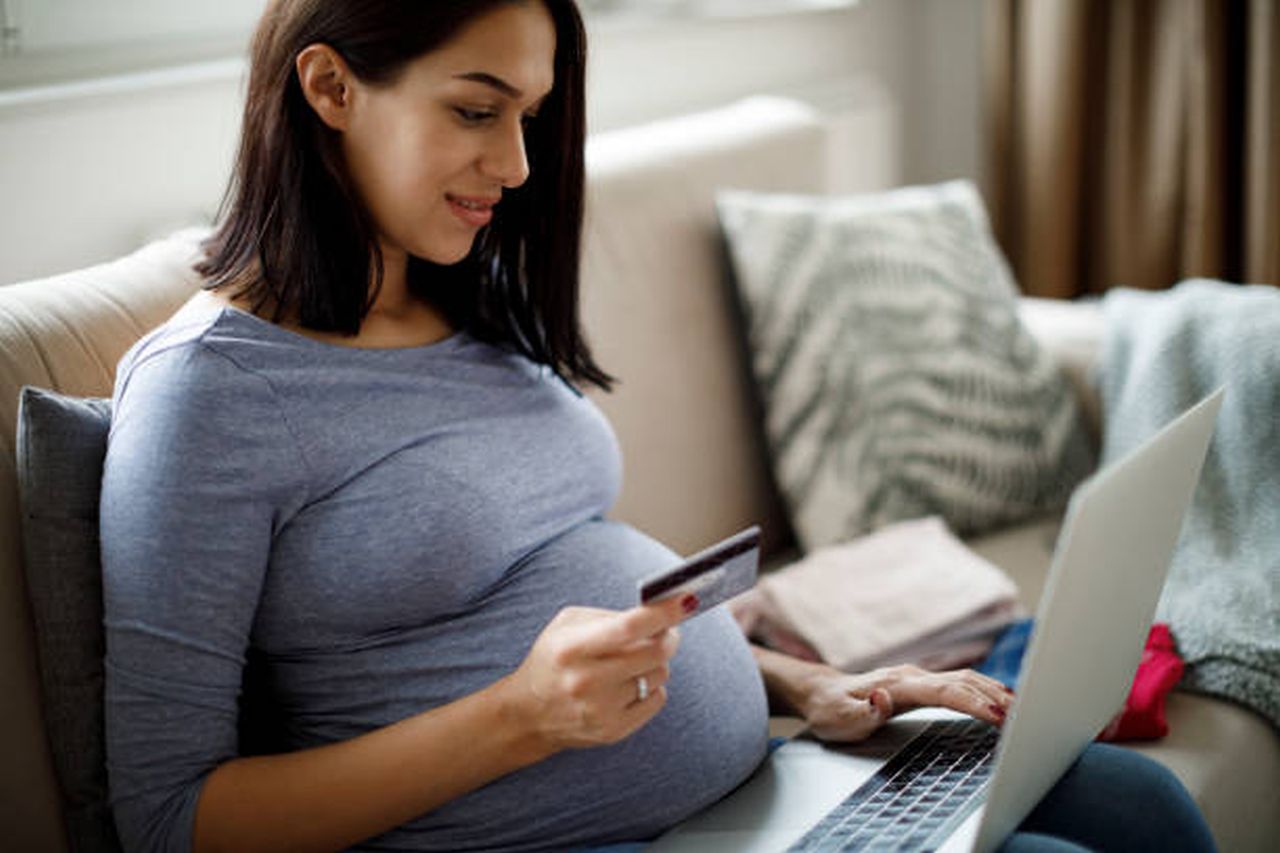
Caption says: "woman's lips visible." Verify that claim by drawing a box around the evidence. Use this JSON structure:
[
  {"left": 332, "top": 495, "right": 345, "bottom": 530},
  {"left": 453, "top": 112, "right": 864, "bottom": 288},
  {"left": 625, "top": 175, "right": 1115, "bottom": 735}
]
[{"left": 446, "top": 194, "right": 497, "bottom": 227}]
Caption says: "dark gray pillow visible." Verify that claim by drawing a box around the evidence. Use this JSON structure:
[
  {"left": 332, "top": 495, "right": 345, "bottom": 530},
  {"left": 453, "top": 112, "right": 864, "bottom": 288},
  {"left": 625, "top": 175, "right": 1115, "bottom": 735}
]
[{"left": 15, "top": 386, "right": 121, "bottom": 853}]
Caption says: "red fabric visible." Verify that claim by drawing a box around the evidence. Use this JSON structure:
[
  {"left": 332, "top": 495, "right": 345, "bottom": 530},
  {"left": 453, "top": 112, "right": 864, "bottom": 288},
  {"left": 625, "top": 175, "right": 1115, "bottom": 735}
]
[{"left": 1098, "top": 623, "right": 1184, "bottom": 741}]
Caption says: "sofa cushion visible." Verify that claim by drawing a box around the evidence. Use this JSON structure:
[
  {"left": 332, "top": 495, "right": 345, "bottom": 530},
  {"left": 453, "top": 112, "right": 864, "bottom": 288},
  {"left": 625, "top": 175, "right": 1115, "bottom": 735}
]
[
  {"left": 15, "top": 386, "right": 120, "bottom": 853},
  {"left": 1, "top": 228, "right": 204, "bottom": 852},
  {"left": 581, "top": 96, "right": 829, "bottom": 560},
  {"left": 716, "top": 180, "right": 1096, "bottom": 550},
  {"left": 1129, "top": 690, "right": 1280, "bottom": 853}
]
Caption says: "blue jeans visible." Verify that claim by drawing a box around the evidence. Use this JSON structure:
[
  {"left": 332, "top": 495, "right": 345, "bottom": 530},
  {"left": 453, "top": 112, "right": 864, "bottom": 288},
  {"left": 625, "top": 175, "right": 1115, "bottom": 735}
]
[
  {"left": 575, "top": 741, "right": 1215, "bottom": 852},
  {"left": 998, "top": 743, "right": 1215, "bottom": 852}
]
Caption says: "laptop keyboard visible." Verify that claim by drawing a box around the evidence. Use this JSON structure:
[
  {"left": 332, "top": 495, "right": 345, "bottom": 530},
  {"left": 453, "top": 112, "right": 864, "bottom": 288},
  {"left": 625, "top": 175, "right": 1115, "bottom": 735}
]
[{"left": 788, "top": 718, "right": 999, "bottom": 852}]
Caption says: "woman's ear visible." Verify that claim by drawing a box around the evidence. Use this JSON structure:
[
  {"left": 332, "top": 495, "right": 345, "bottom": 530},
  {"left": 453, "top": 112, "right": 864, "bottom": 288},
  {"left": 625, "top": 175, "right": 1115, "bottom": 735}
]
[{"left": 295, "top": 43, "right": 354, "bottom": 131}]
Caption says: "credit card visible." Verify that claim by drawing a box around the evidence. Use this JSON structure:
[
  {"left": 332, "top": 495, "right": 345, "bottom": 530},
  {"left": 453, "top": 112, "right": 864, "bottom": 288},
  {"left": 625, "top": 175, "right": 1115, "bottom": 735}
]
[{"left": 638, "top": 525, "right": 761, "bottom": 620}]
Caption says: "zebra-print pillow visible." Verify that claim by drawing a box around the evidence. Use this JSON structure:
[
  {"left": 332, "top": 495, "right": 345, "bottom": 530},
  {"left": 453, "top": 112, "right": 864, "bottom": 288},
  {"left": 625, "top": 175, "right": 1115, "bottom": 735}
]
[{"left": 716, "top": 180, "right": 1095, "bottom": 551}]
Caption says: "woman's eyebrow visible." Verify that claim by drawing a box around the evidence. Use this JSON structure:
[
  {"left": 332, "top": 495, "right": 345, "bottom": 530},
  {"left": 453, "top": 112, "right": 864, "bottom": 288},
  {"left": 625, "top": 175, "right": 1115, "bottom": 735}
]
[
  {"left": 453, "top": 71, "right": 523, "bottom": 99},
  {"left": 453, "top": 71, "right": 552, "bottom": 108}
]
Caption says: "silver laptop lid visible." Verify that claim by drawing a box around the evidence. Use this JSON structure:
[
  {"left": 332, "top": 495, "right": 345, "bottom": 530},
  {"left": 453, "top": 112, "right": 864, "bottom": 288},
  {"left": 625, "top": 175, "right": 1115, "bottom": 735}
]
[{"left": 972, "top": 387, "right": 1224, "bottom": 852}]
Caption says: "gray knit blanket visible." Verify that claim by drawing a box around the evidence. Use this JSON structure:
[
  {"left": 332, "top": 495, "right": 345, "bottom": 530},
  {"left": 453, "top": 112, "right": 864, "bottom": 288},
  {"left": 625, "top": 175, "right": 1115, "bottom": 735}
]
[{"left": 1098, "top": 279, "right": 1280, "bottom": 729}]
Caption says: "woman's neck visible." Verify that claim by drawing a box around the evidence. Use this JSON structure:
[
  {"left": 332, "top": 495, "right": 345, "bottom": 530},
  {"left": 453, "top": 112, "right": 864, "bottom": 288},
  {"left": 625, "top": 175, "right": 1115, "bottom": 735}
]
[{"left": 207, "top": 245, "right": 456, "bottom": 350}]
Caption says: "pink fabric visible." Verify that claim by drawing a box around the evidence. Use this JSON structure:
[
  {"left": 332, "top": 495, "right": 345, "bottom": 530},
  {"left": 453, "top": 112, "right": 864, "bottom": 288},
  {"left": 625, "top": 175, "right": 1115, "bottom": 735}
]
[{"left": 1098, "top": 623, "right": 1184, "bottom": 742}]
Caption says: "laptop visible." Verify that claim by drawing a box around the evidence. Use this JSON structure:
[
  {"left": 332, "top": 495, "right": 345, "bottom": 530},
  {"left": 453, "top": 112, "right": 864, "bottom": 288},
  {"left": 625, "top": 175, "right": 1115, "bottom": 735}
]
[{"left": 648, "top": 387, "right": 1224, "bottom": 853}]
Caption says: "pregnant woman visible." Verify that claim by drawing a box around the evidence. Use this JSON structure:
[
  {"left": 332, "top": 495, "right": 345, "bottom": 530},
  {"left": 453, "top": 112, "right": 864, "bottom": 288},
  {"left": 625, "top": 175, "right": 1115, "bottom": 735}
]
[{"left": 99, "top": 2, "right": 1212, "bottom": 851}]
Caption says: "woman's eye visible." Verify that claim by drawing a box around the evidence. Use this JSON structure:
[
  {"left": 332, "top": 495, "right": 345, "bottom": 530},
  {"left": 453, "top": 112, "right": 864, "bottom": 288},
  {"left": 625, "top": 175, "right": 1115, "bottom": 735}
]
[{"left": 454, "top": 107, "right": 497, "bottom": 124}]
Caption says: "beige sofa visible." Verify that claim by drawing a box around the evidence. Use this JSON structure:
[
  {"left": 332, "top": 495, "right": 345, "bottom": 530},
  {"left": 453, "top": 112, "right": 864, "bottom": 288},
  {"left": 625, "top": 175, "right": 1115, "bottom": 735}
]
[{"left": 2, "top": 96, "right": 1276, "bottom": 851}]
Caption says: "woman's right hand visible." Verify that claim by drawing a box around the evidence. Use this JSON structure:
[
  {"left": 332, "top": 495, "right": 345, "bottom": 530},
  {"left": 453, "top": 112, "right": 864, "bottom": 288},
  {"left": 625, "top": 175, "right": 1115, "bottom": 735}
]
[{"left": 505, "top": 595, "right": 693, "bottom": 752}]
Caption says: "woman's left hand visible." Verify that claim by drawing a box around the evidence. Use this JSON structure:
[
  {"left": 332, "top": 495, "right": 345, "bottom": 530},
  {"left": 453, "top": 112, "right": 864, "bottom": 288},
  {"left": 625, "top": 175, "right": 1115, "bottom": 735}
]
[{"left": 798, "top": 664, "right": 1014, "bottom": 743}]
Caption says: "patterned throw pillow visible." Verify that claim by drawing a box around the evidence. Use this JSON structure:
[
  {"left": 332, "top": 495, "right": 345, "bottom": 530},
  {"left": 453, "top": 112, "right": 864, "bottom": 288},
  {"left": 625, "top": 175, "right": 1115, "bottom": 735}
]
[{"left": 716, "top": 180, "right": 1095, "bottom": 551}]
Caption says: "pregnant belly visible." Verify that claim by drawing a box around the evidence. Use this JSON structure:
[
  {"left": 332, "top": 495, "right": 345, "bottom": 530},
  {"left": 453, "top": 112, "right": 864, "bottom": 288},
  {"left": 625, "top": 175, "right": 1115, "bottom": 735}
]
[{"left": 351, "top": 518, "right": 772, "bottom": 851}]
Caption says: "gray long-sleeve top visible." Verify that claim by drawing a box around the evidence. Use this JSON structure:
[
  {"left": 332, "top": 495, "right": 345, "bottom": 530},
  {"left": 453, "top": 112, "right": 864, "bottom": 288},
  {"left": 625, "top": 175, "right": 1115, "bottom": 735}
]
[{"left": 100, "top": 299, "right": 768, "bottom": 852}]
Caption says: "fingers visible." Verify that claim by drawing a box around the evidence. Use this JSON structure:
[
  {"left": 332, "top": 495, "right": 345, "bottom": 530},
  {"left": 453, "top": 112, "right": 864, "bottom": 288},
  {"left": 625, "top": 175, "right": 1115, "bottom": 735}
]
[
  {"left": 925, "top": 669, "right": 1015, "bottom": 726},
  {"left": 582, "top": 629, "right": 679, "bottom": 711},
  {"left": 616, "top": 664, "right": 673, "bottom": 708},
  {"left": 616, "top": 680, "right": 669, "bottom": 731},
  {"left": 605, "top": 629, "right": 681, "bottom": 679},
  {"left": 808, "top": 665, "right": 1018, "bottom": 742},
  {"left": 966, "top": 670, "right": 1016, "bottom": 699},
  {"left": 962, "top": 670, "right": 1015, "bottom": 723},
  {"left": 550, "top": 623, "right": 678, "bottom": 701},
  {"left": 869, "top": 686, "right": 894, "bottom": 718},
  {"left": 594, "top": 629, "right": 679, "bottom": 712},
  {"left": 574, "top": 595, "right": 693, "bottom": 657},
  {"left": 513, "top": 603, "right": 688, "bottom": 752},
  {"left": 857, "top": 665, "right": 1016, "bottom": 727}
]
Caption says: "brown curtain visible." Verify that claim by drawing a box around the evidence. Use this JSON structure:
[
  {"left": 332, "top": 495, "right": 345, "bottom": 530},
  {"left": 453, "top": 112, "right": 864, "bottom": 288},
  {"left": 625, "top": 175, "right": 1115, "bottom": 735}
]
[{"left": 985, "top": 0, "right": 1279, "bottom": 298}]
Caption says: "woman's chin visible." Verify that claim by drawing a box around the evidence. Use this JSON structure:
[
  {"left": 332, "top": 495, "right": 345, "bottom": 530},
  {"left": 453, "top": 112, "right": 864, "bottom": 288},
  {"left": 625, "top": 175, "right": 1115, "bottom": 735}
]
[{"left": 413, "top": 239, "right": 481, "bottom": 267}]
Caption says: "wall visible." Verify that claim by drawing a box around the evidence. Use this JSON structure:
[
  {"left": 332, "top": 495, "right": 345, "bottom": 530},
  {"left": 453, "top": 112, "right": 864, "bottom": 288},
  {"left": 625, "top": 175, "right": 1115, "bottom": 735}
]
[
  {"left": 587, "top": 2, "right": 906, "bottom": 133},
  {"left": 903, "top": 0, "right": 985, "bottom": 189},
  {"left": 0, "top": 62, "right": 245, "bottom": 283},
  {"left": 0, "top": 0, "right": 985, "bottom": 284}
]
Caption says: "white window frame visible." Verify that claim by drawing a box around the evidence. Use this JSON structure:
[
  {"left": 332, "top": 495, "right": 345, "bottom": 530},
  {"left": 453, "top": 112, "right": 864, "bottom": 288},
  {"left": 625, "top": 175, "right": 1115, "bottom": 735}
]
[{"left": 0, "top": 0, "right": 859, "bottom": 92}]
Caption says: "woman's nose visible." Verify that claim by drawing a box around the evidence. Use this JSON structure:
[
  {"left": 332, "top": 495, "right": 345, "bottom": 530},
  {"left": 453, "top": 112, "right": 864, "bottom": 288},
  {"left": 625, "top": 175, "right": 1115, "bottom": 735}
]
[{"left": 483, "top": 118, "right": 531, "bottom": 189}]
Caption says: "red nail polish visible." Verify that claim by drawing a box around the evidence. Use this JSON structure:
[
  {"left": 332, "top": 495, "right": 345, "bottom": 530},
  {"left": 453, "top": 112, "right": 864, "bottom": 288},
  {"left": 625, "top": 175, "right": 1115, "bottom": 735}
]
[
  {"left": 681, "top": 594, "right": 699, "bottom": 614},
  {"left": 990, "top": 703, "right": 1006, "bottom": 718},
  {"left": 1003, "top": 685, "right": 1015, "bottom": 695}
]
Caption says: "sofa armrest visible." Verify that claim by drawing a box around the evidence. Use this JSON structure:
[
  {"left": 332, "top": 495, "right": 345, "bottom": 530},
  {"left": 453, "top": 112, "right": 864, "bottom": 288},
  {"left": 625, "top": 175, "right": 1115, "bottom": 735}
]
[{"left": 1016, "top": 296, "right": 1105, "bottom": 446}]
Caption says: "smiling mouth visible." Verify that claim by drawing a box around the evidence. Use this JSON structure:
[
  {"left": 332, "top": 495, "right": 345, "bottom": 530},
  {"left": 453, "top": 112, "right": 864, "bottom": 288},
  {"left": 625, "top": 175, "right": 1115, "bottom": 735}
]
[{"left": 446, "top": 193, "right": 498, "bottom": 227}]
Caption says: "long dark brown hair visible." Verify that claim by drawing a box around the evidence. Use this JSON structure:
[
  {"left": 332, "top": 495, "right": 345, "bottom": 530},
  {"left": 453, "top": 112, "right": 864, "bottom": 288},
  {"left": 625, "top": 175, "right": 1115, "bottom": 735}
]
[{"left": 197, "top": 0, "right": 613, "bottom": 392}]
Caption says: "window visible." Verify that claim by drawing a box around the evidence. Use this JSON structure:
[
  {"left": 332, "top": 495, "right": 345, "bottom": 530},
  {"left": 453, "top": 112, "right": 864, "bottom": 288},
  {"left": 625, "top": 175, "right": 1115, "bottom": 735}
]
[
  {"left": 0, "top": 0, "right": 262, "bottom": 90},
  {"left": 2, "top": 0, "right": 263, "bottom": 54},
  {"left": 581, "top": 0, "right": 858, "bottom": 18},
  {"left": 0, "top": 0, "right": 858, "bottom": 90}
]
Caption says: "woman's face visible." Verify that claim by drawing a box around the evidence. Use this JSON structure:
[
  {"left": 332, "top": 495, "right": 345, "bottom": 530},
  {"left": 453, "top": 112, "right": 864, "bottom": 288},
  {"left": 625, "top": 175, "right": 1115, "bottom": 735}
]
[{"left": 338, "top": 1, "right": 557, "bottom": 266}]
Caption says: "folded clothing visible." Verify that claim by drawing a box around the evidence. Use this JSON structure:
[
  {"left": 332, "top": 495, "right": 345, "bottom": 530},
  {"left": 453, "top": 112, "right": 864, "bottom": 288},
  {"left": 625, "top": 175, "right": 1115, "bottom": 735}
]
[{"left": 731, "top": 516, "right": 1021, "bottom": 671}]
